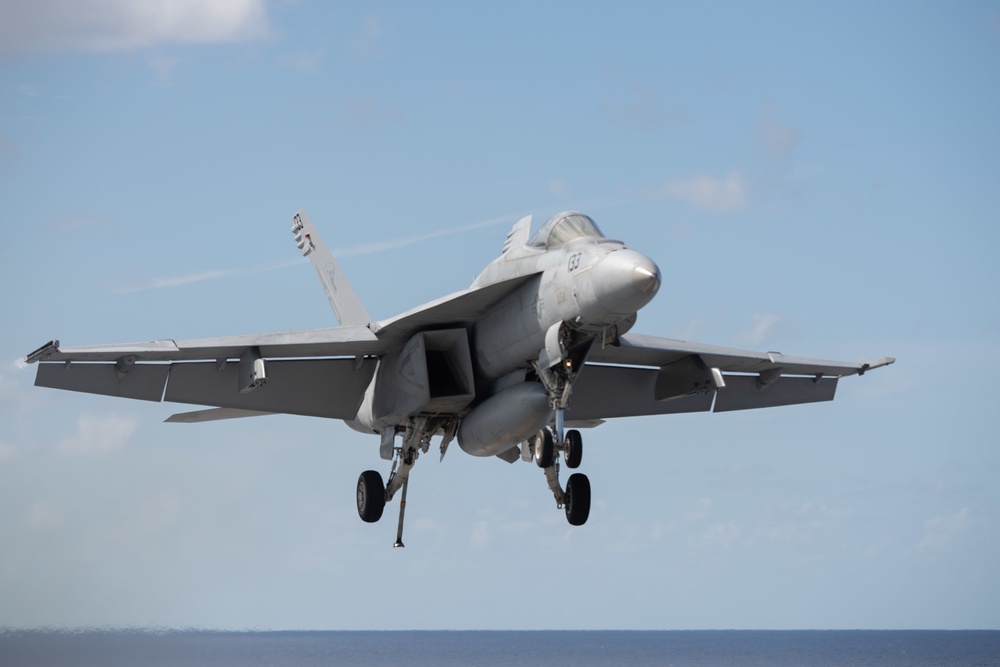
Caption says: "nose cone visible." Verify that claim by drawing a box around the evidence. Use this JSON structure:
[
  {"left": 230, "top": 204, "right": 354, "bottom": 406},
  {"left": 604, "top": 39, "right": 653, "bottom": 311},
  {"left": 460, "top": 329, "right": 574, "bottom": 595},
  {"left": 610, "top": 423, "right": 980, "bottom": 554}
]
[
  {"left": 633, "top": 258, "right": 661, "bottom": 296},
  {"left": 589, "top": 249, "right": 661, "bottom": 322}
]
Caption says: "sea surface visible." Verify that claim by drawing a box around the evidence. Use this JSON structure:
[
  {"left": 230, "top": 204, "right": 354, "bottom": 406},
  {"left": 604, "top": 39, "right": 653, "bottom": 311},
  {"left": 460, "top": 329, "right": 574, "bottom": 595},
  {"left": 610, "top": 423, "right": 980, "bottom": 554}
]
[{"left": 1, "top": 630, "right": 998, "bottom": 666}]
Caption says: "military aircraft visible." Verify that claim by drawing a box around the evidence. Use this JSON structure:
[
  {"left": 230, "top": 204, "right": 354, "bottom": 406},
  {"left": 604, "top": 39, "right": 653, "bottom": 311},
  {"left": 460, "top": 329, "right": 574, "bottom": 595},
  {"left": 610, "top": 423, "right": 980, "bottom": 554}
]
[{"left": 25, "top": 210, "right": 893, "bottom": 546}]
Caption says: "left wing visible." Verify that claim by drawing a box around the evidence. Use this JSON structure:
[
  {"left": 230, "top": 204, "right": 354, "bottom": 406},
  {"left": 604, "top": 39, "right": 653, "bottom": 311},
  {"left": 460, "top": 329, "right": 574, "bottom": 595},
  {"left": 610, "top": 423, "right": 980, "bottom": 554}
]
[
  {"left": 26, "top": 326, "right": 383, "bottom": 418},
  {"left": 566, "top": 333, "right": 894, "bottom": 422},
  {"left": 32, "top": 350, "right": 378, "bottom": 420},
  {"left": 24, "top": 271, "right": 542, "bottom": 421}
]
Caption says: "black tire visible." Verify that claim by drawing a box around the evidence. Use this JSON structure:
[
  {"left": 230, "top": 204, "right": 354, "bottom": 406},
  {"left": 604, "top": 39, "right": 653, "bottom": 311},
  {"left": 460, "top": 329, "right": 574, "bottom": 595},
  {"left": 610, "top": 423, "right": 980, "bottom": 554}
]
[
  {"left": 357, "top": 470, "right": 386, "bottom": 523},
  {"left": 535, "top": 428, "right": 554, "bottom": 468},
  {"left": 564, "top": 473, "right": 591, "bottom": 526},
  {"left": 565, "top": 429, "right": 583, "bottom": 469}
]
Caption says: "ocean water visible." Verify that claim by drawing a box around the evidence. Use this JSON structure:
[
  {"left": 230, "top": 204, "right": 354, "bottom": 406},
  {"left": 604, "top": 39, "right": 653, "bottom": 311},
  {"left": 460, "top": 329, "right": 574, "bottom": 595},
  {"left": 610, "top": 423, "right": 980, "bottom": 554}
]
[{"left": 1, "top": 630, "right": 998, "bottom": 666}]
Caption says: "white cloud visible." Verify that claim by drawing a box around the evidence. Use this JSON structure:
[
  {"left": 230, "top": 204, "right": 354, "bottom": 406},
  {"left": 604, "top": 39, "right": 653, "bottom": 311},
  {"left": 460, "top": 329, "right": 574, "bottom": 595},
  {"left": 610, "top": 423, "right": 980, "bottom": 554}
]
[
  {"left": 56, "top": 414, "right": 138, "bottom": 457},
  {"left": 349, "top": 15, "right": 386, "bottom": 60},
  {"left": 340, "top": 97, "right": 404, "bottom": 129},
  {"left": 758, "top": 121, "right": 800, "bottom": 159},
  {"left": 280, "top": 47, "right": 325, "bottom": 71},
  {"left": 0, "top": 129, "right": 21, "bottom": 165},
  {"left": 915, "top": 508, "right": 973, "bottom": 552},
  {"left": 661, "top": 171, "right": 747, "bottom": 213},
  {"left": 617, "top": 85, "right": 686, "bottom": 131},
  {"left": 548, "top": 178, "right": 570, "bottom": 197},
  {"left": 761, "top": 500, "right": 851, "bottom": 546},
  {"left": 470, "top": 521, "right": 492, "bottom": 551},
  {"left": 22, "top": 502, "right": 65, "bottom": 531},
  {"left": 734, "top": 313, "right": 781, "bottom": 346},
  {"left": 147, "top": 54, "right": 182, "bottom": 86},
  {"left": 0, "top": 368, "right": 17, "bottom": 399},
  {"left": 684, "top": 497, "right": 714, "bottom": 523},
  {"left": 0, "top": 439, "right": 15, "bottom": 463},
  {"left": 692, "top": 522, "right": 740, "bottom": 550},
  {"left": 2, "top": 363, "right": 46, "bottom": 413},
  {"left": 0, "top": 0, "right": 270, "bottom": 56}
]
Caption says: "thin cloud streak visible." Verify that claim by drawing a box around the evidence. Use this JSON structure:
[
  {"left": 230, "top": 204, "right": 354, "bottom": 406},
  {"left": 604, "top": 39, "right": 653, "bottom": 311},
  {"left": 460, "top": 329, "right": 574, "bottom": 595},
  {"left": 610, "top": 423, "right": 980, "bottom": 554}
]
[
  {"left": 332, "top": 215, "right": 515, "bottom": 258},
  {"left": 113, "top": 215, "right": 517, "bottom": 293},
  {"left": 115, "top": 269, "right": 237, "bottom": 294}
]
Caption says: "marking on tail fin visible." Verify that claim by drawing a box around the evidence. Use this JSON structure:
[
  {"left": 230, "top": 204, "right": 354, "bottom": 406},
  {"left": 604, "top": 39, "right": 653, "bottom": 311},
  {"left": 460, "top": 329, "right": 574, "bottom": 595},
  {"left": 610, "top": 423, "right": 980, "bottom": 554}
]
[
  {"left": 291, "top": 209, "right": 373, "bottom": 326},
  {"left": 502, "top": 215, "right": 532, "bottom": 254}
]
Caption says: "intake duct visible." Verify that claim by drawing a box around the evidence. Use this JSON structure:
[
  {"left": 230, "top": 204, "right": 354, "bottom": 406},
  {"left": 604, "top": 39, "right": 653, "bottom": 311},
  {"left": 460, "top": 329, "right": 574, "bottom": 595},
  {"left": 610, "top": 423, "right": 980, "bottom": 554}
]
[{"left": 372, "top": 329, "right": 475, "bottom": 423}]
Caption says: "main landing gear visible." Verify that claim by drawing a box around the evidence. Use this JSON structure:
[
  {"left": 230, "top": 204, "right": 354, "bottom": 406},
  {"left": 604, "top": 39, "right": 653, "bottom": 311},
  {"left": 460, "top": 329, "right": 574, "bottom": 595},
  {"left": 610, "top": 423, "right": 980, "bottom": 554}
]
[
  {"left": 356, "top": 417, "right": 453, "bottom": 547},
  {"left": 355, "top": 416, "right": 591, "bottom": 546},
  {"left": 356, "top": 470, "right": 385, "bottom": 523},
  {"left": 356, "top": 449, "right": 416, "bottom": 548},
  {"left": 531, "top": 426, "right": 591, "bottom": 526}
]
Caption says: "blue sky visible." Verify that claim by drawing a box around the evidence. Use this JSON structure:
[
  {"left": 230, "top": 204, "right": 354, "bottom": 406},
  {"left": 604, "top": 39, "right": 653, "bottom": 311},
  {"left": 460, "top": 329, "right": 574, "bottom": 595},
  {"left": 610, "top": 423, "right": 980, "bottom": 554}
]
[{"left": 1, "top": 1, "right": 998, "bottom": 630}]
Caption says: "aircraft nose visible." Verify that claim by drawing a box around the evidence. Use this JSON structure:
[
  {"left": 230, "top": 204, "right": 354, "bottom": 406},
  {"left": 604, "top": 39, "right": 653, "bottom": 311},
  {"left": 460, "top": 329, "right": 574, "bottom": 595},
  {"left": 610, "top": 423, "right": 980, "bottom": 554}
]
[
  {"left": 589, "top": 249, "right": 662, "bottom": 320},
  {"left": 633, "top": 257, "right": 661, "bottom": 295}
]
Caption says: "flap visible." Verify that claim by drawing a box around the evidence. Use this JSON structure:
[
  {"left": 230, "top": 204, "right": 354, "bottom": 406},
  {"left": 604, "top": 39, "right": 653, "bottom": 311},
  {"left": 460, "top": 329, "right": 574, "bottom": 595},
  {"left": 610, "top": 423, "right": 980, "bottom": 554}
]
[
  {"left": 35, "top": 362, "right": 169, "bottom": 402},
  {"left": 164, "top": 358, "right": 377, "bottom": 419},
  {"left": 713, "top": 375, "right": 838, "bottom": 412},
  {"left": 566, "top": 365, "right": 714, "bottom": 422}
]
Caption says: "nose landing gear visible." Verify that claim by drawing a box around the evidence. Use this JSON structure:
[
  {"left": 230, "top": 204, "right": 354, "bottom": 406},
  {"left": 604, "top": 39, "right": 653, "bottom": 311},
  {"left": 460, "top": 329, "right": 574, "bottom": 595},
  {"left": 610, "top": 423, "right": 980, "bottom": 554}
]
[
  {"left": 564, "top": 472, "right": 591, "bottom": 526},
  {"left": 530, "top": 426, "right": 591, "bottom": 526}
]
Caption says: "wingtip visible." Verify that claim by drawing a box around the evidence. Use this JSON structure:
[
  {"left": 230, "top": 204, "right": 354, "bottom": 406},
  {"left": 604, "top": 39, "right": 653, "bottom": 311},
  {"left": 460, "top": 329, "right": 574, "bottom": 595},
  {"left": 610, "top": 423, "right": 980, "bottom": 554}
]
[
  {"left": 859, "top": 356, "right": 895, "bottom": 375},
  {"left": 25, "top": 339, "right": 60, "bottom": 364}
]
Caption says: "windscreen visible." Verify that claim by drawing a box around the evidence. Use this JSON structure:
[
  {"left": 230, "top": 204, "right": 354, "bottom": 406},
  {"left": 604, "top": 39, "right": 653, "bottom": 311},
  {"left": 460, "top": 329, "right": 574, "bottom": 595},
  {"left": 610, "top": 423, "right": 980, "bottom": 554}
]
[{"left": 528, "top": 212, "right": 604, "bottom": 248}]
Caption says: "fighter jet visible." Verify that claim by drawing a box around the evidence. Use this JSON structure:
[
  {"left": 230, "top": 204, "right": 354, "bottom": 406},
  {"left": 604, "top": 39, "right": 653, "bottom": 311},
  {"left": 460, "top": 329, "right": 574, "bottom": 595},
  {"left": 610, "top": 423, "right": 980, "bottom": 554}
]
[{"left": 24, "top": 210, "right": 893, "bottom": 546}]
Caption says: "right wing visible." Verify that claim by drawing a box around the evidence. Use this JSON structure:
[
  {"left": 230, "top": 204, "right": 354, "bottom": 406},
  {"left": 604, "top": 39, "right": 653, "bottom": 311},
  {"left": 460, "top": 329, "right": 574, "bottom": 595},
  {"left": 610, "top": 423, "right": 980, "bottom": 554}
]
[{"left": 566, "top": 333, "right": 894, "bottom": 422}]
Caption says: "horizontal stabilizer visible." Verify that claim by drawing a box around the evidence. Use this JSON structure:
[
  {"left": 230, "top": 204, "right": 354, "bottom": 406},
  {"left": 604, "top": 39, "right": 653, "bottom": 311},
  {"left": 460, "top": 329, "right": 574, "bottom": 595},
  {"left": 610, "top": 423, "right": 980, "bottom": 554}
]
[{"left": 165, "top": 408, "right": 274, "bottom": 423}]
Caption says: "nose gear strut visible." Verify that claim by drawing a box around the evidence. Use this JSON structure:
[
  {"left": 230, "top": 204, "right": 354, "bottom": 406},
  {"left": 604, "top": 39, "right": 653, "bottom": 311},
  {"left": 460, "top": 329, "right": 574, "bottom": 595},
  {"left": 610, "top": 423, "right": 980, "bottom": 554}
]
[
  {"left": 529, "top": 426, "right": 591, "bottom": 526},
  {"left": 529, "top": 324, "right": 597, "bottom": 526}
]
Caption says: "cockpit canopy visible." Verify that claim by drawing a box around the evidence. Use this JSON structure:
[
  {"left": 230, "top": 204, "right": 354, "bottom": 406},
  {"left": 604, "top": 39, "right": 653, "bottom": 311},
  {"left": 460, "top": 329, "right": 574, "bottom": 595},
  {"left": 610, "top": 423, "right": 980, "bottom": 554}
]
[{"left": 527, "top": 211, "right": 605, "bottom": 249}]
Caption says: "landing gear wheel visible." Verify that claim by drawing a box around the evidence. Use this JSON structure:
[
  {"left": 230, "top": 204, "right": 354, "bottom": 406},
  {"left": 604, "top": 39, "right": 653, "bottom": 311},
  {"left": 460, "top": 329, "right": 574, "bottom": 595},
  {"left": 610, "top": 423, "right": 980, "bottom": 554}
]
[
  {"left": 564, "top": 429, "right": 583, "bottom": 469},
  {"left": 535, "top": 428, "right": 554, "bottom": 468},
  {"left": 564, "top": 473, "right": 591, "bottom": 526},
  {"left": 357, "top": 470, "right": 386, "bottom": 523}
]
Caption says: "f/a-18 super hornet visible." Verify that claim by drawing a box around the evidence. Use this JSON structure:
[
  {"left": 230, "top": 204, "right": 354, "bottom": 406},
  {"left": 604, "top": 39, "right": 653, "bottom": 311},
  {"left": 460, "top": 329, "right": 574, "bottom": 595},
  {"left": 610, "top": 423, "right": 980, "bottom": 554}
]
[{"left": 25, "top": 210, "right": 893, "bottom": 546}]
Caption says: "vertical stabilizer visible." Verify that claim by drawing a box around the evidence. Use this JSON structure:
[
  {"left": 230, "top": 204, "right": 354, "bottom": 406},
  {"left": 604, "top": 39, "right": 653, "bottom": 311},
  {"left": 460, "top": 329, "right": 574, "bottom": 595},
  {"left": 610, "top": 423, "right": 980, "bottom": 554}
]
[
  {"left": 502, "top": 215, "right": 532, "bottom": 254},
  {"left": 290, "top": 209, "right": 373, "bottom": 326}
]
